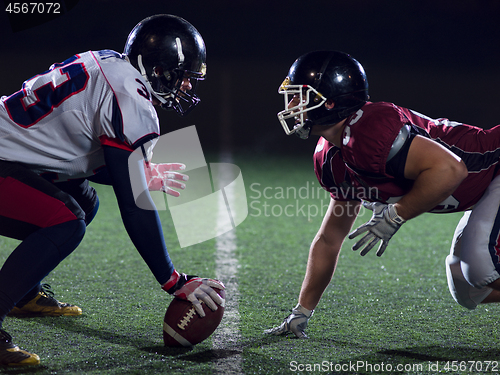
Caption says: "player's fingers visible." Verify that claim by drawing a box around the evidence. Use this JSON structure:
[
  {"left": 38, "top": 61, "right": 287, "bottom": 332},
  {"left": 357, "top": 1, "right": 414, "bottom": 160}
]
[
  {"left": 162, "top": 187, "right": 181, "bottom": 197},
  {"left": 187, "top": 294, "right": 206, "bottom": 318},
  {"left": 205, "top": 279, "right": 226, "bottom": 290},
  {"left": 362, "top": 200, "right": 375, "bottom": 210},
  {"left": 376, "top": 241, "right": 388, "bottom": 257},
  {"left": 164, "top": 179, "right": 186, "bottom": 190},
  {"left": 203, "top": 296, "right": 219, "bottom": 311},
  {"left": 209, "top": 291, "right": 224, "bottom": 307},
  {"left": 351, "top": 232, "right": 373, "bottom": 251},
  {"left": 348, "top": 224, "right": 370, "bottom": 239},
  {"left": 199, "top": 284, "right": 223, "bottom": 308},
  {"left": 196, "top": 286, "right": 219, "bottom": 311},
  {"left": 359, "top": 236, "right": 380, "bottom": 256},
  {"left": 264, "top": 321, "right": 287, "bottom": 335},
  {"left": 291, "top": 327, "right": 308, "bottom": 339},
  {"left": 158, "top": 163, "right": 186, "bottom": 172},
  {"left": 165, "top": 172, "right": 189, "bottom": 182}
]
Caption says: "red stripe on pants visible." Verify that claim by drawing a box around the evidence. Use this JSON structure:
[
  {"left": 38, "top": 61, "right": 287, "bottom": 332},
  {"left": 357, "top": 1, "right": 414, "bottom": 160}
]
[{"left": 0, "top": 176, "right": 78, "bottom": 228}]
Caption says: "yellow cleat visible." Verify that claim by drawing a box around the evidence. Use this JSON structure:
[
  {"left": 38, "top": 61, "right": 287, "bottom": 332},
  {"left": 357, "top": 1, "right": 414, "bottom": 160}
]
[
  {"left": 8, "top": 284, "right": 82, "bottom": 317},
  {"left": 0, "top": 329, "right": 40, "bottom": 366}
]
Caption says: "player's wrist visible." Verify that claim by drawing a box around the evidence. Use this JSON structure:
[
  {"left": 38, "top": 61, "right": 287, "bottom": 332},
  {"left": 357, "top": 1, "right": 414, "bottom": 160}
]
[
  {"left": 294, "top": 303, "right": 314, "bottom": 318},
  {"left": 388, "top": 204, "right": 406, "bottom": 224},
  {"left": 162, "top": 269, "right": 181, "bottom": 293}
]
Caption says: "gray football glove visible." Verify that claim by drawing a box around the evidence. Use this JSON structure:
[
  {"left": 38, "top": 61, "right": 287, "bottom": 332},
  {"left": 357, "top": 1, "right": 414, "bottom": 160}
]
[
  {"left": 348, "top": 202, "right": 406, "bottom": 256},
  {"left": 264, "top": 304, "right": 313, "bottom": 339}
]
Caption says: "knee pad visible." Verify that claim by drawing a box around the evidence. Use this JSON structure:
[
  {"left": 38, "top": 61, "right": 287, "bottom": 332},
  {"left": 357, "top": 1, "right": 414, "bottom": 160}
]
[{"left": 445, "top": 254, "right": 493, "bottom": 310}]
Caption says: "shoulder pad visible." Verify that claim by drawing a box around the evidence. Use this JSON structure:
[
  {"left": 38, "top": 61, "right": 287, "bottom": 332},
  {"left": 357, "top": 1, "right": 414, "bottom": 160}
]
[{"left": 387, "top": 124, "right": 410, "bottom": 162}]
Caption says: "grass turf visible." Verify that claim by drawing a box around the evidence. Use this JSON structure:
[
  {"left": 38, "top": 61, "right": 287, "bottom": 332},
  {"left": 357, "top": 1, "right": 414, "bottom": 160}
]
[{"left": 0, "top": 153, "right": 499, "bottom": 374}]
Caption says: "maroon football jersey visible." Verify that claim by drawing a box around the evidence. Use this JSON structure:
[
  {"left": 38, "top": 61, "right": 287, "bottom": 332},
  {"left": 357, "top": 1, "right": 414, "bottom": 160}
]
[{"left": 314, "top": 102, "right": 500, "bottom": 213}]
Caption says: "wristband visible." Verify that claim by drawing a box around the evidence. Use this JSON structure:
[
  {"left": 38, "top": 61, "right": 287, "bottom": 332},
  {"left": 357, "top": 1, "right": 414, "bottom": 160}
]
[
  {"left": 294, "top": 303, "right": 313, "bottom": 318},
  {"left": 162, "top": 269, "right": 180, "bottom": 292},
  {"left": 387, "top": 204, "right": 406, "bottom": 225}
]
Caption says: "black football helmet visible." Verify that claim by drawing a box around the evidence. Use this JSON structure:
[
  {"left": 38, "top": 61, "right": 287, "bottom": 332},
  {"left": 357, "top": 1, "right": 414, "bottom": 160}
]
[
  {"left": 124, "top": 14, "right": 206, "bottom": 116},
  {"left": 277, "top": 51, "right": 369, "bottom": 139}
]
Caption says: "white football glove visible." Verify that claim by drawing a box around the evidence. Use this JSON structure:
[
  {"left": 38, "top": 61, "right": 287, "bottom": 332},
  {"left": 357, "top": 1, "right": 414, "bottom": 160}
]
[
  {"left": 144, "top": 162, "right": 189, "bottom": 197},
  {"left": 264, "top": 304, "right": 313, "bottom": 339},
  {"left": 162, "top": 270, "right": 225, "bottom": 318},
  {"left": 348, "top": 201, "right": 406, "bottom": 256}
]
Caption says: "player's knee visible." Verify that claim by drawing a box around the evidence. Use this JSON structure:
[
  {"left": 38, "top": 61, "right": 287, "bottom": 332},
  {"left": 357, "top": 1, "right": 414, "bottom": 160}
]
[
  {"left": 85, "top": 195, "right": 99, "bottom": 226},
  {"left": 53, "top": 190, "right": 86, "bottom": 223},
  {"left": 38, "top": 220, "right": 86, "bottom": 260},
  {"left": 446, "top": 255, "right": 476, "bottom": 309},
  {"left": 445, "top": 254, "right": 493, "bottom": 310},
  {"left": 462, "top": 262, "right": 499, "bottom": 289}
]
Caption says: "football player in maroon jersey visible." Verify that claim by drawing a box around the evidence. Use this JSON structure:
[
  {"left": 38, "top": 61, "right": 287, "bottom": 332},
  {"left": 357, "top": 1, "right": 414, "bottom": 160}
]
[{"left": 266, "top": 50, "right": 500, "bottom": 338}]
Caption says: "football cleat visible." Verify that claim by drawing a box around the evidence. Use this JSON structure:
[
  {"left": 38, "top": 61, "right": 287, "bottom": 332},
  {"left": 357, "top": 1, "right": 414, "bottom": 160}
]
[
  {"left": 0, "top": 329, "right": 40, "bottom": 366},
  {"left": 8, "top": 284, "right": 82, "bottom": 317}
]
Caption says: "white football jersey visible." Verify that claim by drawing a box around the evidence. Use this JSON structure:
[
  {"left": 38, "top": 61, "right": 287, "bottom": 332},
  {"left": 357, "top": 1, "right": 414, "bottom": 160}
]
[{"left": 0, "top": 50, "right": 160, "bottom": 182}]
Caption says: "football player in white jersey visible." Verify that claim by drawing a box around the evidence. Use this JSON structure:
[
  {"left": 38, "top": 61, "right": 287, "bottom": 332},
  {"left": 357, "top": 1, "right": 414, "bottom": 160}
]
[{"left": 0, "top": 14, "right": 224, "bottom": 366}]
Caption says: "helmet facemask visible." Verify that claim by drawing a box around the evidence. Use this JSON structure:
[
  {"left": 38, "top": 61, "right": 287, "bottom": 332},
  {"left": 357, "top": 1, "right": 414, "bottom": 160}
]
[
  {"left": 277, "top": 78, "right": 327, "bottom": 140},
  {"left": 277, "top": 51, "right": 369, "bottom": 140},
  {"left": 152, "top": 66, "right": 205, "bottom": 115}
]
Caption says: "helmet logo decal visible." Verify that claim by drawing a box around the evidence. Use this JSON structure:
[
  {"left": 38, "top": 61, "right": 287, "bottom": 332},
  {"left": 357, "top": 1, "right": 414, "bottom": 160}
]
[
  {"left": 175, "top": 37, "right": 185, "bottom": 67},
  {"left": 200, "top": 63, "right": 207, "bottom": 78},
  {"left": 280, "top": 77, "right": 291, "bottom": 91},
  {"left": 137, "top": 54, "right": 148, "bottom": 78}
]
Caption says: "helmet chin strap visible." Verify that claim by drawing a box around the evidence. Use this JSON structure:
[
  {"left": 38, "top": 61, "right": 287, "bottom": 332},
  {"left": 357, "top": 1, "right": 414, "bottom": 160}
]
[
  {"left": 295, "top": 120, "right": 313, "bottom": 140},
  {"left": 135, "top": 53, "right": 198, "bottom": 114},
  {"left": 137, "top": 54, "right": 168, "bottom": 105}
]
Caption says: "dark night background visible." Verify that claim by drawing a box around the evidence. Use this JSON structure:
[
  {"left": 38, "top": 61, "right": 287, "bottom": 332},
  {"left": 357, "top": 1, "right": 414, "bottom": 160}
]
[{"left": 1, "top": 0, "right": 500, "bottom": 158}]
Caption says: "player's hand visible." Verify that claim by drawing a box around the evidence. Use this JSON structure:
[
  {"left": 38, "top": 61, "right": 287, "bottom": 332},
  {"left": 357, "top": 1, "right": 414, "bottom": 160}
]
[
  {"left": 264, "top": 304, "right": 313, "bottom": 339},
  {"left": 348, "top": 201, "right": 406, "bottom": 256},
  {"left": 144, "top": 162, "right": 189, "bottom": 197},
  {"left": 163, "top": 270, "right": 225, "bottom": 318}
]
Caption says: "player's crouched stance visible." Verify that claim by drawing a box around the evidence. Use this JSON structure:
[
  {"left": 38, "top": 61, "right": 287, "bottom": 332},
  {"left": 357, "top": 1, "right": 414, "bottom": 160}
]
[
  {"left": 0, "top": 14, "right": 221, "bottom": 366},
  {"left": 266, "top": 49, "right": 500, "bottom": 340}
]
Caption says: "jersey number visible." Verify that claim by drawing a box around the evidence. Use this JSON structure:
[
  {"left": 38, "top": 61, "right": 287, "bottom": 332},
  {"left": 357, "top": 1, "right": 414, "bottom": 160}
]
[{"left": 4, "top": 55, "right": 89, "bottom": 128}]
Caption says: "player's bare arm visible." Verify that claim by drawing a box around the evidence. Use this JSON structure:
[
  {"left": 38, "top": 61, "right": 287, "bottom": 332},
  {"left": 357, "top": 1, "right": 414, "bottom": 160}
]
[
  {"left": 265, "top": 199, "right": 360, "bottom": 337},
  {"left": 394, "top": 135, "right": 468, "bottom": 220},
  {"left": 299, "top": 199, "right": 361, "bottom": 311},
  {"left": 349, "top": 135, "right": 468, "bottom": 256}
]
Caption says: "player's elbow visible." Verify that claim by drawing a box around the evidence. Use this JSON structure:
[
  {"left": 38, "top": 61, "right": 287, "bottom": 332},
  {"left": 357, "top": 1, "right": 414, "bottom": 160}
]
[
  {"left": 450, "top": 159, "right": 468, "bottom": 187},
  {"left": 435, "top": 159, "right": 468, "bottom": 198}
]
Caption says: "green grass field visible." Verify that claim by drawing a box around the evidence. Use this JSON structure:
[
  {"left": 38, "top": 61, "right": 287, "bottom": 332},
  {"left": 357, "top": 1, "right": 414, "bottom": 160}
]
[{"left": 1, "top": 154, "right": 499, "bottom": 374}]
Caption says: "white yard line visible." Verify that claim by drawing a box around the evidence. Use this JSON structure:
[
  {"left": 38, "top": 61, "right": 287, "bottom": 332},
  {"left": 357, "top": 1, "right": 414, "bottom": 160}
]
[{"left": 212, "top": 153, "right": 243, "bottom": 373}]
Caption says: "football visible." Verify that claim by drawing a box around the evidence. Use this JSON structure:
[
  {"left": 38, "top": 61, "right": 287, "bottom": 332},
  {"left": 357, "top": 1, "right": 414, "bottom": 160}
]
[{"left": 163, "top": 288, "right": 225, "bottom": 347}]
